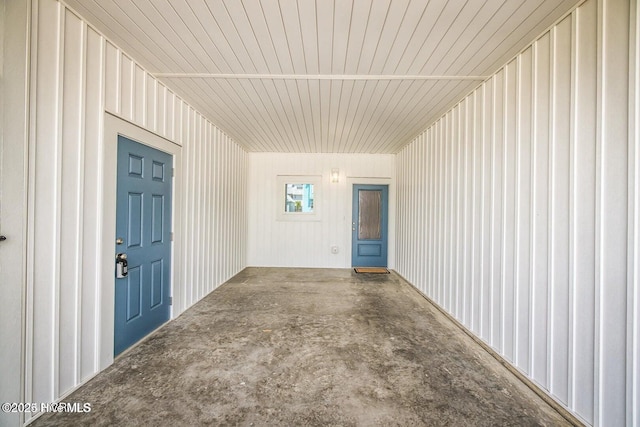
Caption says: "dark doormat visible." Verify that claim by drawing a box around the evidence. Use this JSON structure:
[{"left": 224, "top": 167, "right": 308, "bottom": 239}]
[{"left": 354, "top": 267, "right": 390, "bottom": 274}]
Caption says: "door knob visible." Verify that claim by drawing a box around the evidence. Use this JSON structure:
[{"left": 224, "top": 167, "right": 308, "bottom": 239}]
[{"left": 0, "top": 236, "right": 6, "bottom": 242}]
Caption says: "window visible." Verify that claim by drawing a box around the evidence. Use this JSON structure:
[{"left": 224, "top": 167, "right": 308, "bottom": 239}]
[
  {"left": 285, "top": 183, "right": 314, "bottom": 213},
  {"left": 277, "top": 175, "right": 321, "bottom": 221}
]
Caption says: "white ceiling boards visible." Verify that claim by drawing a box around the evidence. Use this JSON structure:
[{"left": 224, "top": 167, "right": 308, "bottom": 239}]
[{"left": 64, "top": 0, "right": 581, "bottom": 153}]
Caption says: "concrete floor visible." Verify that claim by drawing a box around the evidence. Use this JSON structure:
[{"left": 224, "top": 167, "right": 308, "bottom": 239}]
[{"left": 33, "top": 268, "right": 573, "bottom": 426}]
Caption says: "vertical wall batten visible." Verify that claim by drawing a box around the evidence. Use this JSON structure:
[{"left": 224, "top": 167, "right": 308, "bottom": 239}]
[
  {"left": 95, "top": 32, "right": 105, "bottom": 374},
  {"left": 52, "top": 2, "right": 64, "bottom": 400},
  {"left": 514, "top": 54, "right": 521, "bottom": 368},
  {"left": 26, "top": 0, "right": 248, "bottom": 422},
  {"left": 452, "top": 107, "right": 459, "bottom": 317},
  {"left": 25, "top": 0, "right": 39, "bottom": 408},
  {"left": 513, "top": 55, "right": 522, "bottom": 367},
  {"left": 195, "top": 115, "right": 203, "bottom": 299},
  {"left": 204, "top": 123, "right": 211, "bottom": 295},
  {"left": 441, "top": 116, "right": 448, "bottom": 309},
  {"left": 500, "top": 66, "right": 508, "bottom": 357},
  {"left": 631, "top": 3, "right": 640, "bottom": 426},
  {"left": 529, "top": 39, "right": 539, "bottom": 382},
  {"left": 593, "top": 0, "right": 604, "bottom": 421},
  {"left": 395, "top": 0, "right": 635, "bottom": 424},
  {"left": 465, "top": 99, "right": 471, "bottom": 328},
  {"left": 568, "top": 9, "right": 577, "bottom": 410},
  {"left": 76, "top": 17, "right": 87, "bottom": 386},
  {"left": 491, "top": 70, "right": 503, "bottom": 351}
]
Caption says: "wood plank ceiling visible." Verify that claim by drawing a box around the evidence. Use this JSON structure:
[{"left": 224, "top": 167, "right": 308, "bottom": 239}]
[{"left": 63, "top": 0, "right": 581, "bottom": 153}]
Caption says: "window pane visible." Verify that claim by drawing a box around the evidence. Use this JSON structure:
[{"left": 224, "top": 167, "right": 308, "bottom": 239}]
[
  {"left": 358, "top": 190, "right": 381, "bottom": 239},
  {"left": 285, "top": 183, "right": 314, "bottom": 213}
]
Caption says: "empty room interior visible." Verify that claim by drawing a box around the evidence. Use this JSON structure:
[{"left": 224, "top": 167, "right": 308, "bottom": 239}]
[{"left": 1, "top": 0, "right": 639, "bottom": 425}]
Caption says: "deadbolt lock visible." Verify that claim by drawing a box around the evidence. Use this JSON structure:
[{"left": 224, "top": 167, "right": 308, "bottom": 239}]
[{"left": 116, "top": 253, "right": 128, "bottom": 278}]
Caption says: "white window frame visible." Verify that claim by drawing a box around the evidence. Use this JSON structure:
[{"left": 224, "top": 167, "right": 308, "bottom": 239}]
[{"left": 276, "top": 175, "right": 322, "bottom": 221}]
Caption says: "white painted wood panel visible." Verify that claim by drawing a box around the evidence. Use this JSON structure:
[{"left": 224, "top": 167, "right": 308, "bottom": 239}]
[
  {"left": 25, "top": 1, "right": 247, "bottom": 421},
  {"left": 59, "top": 8, "right": 84, "bottom": 394},
  {"left": 62, "top": 0, "right": 581, "bottom": 153},
  {"left": 80, "top": 25, "right": 104, "bottom": 382},
  {"left": 531, "top": 31, "right": 552, "bottom": 392},
  {"left": 571, "top": 1, "right": 597, "bottom": 417},
  {"left": 396, "top": 1, "right": 637, "bottom": 424},
  {"left": 481, "top": 79, "right": 493, "bottom": 343},
  {"left": 0, "top": 2, "right": 30, "bottom": 426},
  {"left": 549, "top": 18, "right": 572, "bottom": 405},
  {"left": 515, "top": 47, "right": 533, "bottom": 375},
  {"left": 30, "top": 0, "right": 62, "bottom": 404},
  {"left": 596, "top": 0, "right": 630, "bottom": 423},
  {"left": 247, "top": 153, "right": 394, "bottom": 268},
  {"left": 502, "top": 60, "right": 517, "bottom": 363}
]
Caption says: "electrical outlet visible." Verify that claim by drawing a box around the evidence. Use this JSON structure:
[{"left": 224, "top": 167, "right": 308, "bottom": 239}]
[{"left": 331, "top": 246, "right": 339, "bottom": 254}]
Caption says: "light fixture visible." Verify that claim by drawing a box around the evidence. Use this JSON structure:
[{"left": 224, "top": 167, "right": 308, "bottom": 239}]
[{"left": 330, "top": 168, "right": 340, "bottom": 183}]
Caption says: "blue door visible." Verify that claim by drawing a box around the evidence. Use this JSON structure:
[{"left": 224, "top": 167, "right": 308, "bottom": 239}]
[
  {"left": 352, "top": 184, "right": 388, "bottom": 267},
  {"left": 115, "top": 136, "right": 172, "bottom": 355}
]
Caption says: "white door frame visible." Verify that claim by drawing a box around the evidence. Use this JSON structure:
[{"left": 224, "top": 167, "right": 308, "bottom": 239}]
[{"left": 100, "top": 113, "right": 182, "bottom": 369}]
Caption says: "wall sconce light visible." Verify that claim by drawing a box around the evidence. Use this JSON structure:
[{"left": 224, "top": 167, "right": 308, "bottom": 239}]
[{"left": 330, "top": 168, "right": 340, "bottom": 183}]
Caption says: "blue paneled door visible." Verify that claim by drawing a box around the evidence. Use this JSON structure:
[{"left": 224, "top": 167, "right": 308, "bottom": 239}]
[
  {"left": 115, "top": 136, "right": 172, "bottom": 356},
  {"left": 352, "top": 185, "right": 388, "bottom": 267}
]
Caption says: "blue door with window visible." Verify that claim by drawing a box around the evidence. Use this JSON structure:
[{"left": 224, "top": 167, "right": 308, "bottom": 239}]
[
  {"left": 352, "top": 184, "right": 388, "bottom": 267},
  {"left": 115, "top": 136, "right": 172, "bottom": 355}
]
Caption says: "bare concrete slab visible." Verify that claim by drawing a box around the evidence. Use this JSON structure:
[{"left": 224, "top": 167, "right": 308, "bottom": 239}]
[{"left": 32, "top": 268, "right": 573, "bottom": 426}]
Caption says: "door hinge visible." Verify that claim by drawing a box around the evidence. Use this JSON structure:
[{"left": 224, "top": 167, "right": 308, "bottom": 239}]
[
  {"left": 169, "top": 296, "right": 173, "bottom": 306},
  {"left": 172, "top": 168, "right": 175, "bottom": 177},
  {"left": 171, "top": 232, "right": 174, "bottom": 241}
]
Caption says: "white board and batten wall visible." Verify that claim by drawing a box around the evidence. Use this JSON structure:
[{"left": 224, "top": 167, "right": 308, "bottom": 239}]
[
  {"left": 396, "top": 0, "right": 640, "bottom": 425},
  {"left": 24, "top": 0, "right": 247, "bottom": 423},
  {"left": 247, "top": 153, "right": 395, "bottom": 269}
]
